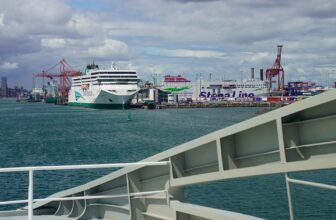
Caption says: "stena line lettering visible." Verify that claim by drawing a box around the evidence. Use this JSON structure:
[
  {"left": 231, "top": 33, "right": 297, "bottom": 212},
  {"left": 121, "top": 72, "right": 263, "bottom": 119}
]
[{"left": 199, "top": 91, "right": 254, "bottom": 98}]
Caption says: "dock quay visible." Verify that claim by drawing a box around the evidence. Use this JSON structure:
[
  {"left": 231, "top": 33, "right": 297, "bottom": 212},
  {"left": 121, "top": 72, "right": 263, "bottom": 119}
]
[{"left": 155, "top": 101, "right": 284, "bottom": 109}]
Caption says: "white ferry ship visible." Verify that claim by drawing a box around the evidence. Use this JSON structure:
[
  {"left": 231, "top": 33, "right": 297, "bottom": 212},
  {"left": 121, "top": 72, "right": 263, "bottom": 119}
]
[{"left": 68, "top": 63, "right": 140, "bottom": 108}]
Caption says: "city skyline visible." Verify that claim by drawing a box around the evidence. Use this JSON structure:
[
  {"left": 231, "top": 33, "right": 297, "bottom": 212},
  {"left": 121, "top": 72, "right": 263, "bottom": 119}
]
[
  {"left": 0, "top": 76, "right": 27, "bottom": 97},
  {"left": 0, "top": 0, "right": 335, "bottom": 89}
]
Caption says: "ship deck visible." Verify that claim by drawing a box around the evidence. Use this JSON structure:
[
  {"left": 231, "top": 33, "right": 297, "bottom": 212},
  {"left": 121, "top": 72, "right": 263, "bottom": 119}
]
[{"left": 0, "top": 89, "right": 335, "bottom": 219}]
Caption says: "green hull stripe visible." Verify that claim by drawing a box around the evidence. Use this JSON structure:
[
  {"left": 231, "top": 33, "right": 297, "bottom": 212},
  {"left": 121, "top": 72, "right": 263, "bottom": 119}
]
[
  {"left": 45, "top": 97, "right": 56, "bottom": 103},
  {"left": 163, "top": 86, "right": 191, "bottom": 92},
  {"left": 68, "top": 102, "right": 128, "bottom": 109}
]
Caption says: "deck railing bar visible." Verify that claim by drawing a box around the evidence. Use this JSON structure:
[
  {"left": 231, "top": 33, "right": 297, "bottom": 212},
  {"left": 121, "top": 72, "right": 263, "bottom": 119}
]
[
  {"left": 234, "top": 149, "right": 279, "bottom": 161},
  {"left": 34, "top": 190, "right": 167, "bottom": 202},
  {"left": 0, "top": 161, "right": 170, "bottom": 173},
  {"left": 183, "top": 161, "right": 219, "bottom": 173},
  {"left": 287, "top": 177, "right": 336, "bottom": 190},
  {"left": 285, "top": 174, "right": 336, "bottom": 220},
  {"left": 0, "top": 200, "right": 28, "bottom": 205},
  {"left": 0, "top": 162, "right": 170, "bottom": 220},
  {"left": 282, "top": 114, "right": 336, "bottom": 126},
  {"left": 285, "top": 140, "right": 336, "bottom": 150},
  {"left": 139, "top": 173, "right": 170, "bottom": 184}
]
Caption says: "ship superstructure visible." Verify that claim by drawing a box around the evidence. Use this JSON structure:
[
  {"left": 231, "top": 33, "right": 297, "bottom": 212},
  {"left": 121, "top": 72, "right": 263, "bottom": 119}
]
[{"left": 68, "top": 63, "right": 140, "bottom": 108}]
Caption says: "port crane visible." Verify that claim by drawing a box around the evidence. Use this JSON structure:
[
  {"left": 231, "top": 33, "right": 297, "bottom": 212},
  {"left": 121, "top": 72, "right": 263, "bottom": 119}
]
[
  {"left": 34, "top": 59, "right": 82, "bottom": 104},
  {"left": 266, "top": 45, "right": 285, "bottom": 90}
]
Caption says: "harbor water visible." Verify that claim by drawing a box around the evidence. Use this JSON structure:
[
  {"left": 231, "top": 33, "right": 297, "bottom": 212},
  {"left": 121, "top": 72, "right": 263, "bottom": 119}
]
[{"left": 0, "top": 99, "right": 335, "bottom": 219}]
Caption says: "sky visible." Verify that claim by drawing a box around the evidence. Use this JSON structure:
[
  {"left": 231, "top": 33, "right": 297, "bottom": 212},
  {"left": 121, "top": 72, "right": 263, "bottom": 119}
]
[{"left": 0, "top": 0, "right": 336, "bottom": 88}]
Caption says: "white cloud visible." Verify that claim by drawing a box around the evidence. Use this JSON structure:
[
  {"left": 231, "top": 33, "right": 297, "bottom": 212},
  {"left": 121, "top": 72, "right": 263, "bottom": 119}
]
[
  {"left": 0, "top": 13, "right": 4, "bottom": 26},
  {"left": 147, "top": 48, "right": 225, "bottom": 59},
  {"left": 67, "top": 13, "right": 102, "bottom": 36},
  {"left": 41, "top": 38, "right": 66, "bottom": 48},
  {"left": 0, "top": 62, "right": 18, "bottom": 70},
  {"left": 87, "top": 39, "right": 129, "bottom": 59}
]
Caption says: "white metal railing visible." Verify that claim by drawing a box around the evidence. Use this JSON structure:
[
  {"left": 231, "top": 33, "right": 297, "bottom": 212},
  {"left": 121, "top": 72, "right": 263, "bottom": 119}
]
[
  {"left": 285, "top": 173, "right": 336, "bottom": 220},
  {"left": 0, "top": 161, "right": 170, "bottom": 220},
  {"left": 1, "top": 163, "right": 335, "bottom": 220}
]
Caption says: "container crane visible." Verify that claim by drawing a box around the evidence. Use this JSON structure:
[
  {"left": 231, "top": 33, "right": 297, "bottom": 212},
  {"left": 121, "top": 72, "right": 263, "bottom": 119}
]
[
  {"left": 266, "top": 45, "right": 285, "bottom": 90},
  {"left": 35, "top": 59, "right": 82, "bottom": 104}
]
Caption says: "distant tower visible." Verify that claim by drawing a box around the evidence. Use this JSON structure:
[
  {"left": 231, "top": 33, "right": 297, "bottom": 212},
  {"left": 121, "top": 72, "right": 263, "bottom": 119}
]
[
  {"left": 251, "top": 68, "right": 255, "bottom": 79},
  {"left": 1, "top": 77, "right": 8, "bottom": 97}
]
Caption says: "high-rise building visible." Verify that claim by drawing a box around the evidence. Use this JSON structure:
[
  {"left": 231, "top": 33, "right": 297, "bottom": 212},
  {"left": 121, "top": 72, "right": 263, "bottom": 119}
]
[{"left": 1, "top": 77, "right": 8, "bottom": 97}]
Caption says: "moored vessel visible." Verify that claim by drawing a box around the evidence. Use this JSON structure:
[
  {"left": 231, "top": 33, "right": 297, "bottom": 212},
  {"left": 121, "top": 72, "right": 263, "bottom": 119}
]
[
  {"left": 43, "top": 80, "right": 58, "bottom": 103},
  {"left": 160, "top": 75, "right": 269, "bottom": 102},
  {"left": 68, "top": 63, "right": 140, "bottom": 108}
]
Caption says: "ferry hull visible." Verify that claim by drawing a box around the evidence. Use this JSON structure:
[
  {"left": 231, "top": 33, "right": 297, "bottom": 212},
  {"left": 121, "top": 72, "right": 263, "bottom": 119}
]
[
  {"left": 68, "top": 102, "right": 128, "bottom": 109},
  {"left": 68, "top": 89, "right": 137, "bottom": 109}
]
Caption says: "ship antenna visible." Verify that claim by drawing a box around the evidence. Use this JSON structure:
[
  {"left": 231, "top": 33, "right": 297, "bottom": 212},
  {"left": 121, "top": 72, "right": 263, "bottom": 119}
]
[{"left": 111, "top": 61, "right": 117, "bottom": 70}]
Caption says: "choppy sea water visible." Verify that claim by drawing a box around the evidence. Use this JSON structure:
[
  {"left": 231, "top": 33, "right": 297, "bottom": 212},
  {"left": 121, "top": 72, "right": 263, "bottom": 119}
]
[{"left": 0, "top": 99, "right": 335, "bottom": 219}]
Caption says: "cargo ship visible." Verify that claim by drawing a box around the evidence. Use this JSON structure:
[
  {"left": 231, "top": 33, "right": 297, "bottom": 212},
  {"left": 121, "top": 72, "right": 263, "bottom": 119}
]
[
  {"left": 68, "top": 63, "right": 140, "bottom": 108},
  {"left": 43, "top": 80, "right": 58, "bottom": 103}
]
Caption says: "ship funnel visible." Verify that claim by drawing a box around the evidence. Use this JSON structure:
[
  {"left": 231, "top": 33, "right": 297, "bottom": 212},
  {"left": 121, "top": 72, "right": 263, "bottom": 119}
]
[{"left": 251, "top": 68, "right": 255, "bottom": 79}]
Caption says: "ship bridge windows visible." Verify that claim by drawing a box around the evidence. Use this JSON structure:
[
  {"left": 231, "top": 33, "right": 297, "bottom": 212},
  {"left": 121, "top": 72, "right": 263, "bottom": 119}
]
[
  {"left": 91, "top": 72, "right": 136, "bottom": 75},
  {"left": 98, "top": 82, "right": 138, "bottom": 85},
  {"left": 98, "top": 78, "right": 138, "bottom": 83},
  {"left": 97, "top": 82, "right": 138, "bottom": 85},
  {"left": 98, "top": 75, "right": 138, "bottom": 78}
]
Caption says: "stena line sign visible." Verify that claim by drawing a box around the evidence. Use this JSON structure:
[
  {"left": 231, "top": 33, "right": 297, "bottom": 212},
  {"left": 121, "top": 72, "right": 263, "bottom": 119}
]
[{"left": 199, "top": 91, "right": 255, "bottom": 98}]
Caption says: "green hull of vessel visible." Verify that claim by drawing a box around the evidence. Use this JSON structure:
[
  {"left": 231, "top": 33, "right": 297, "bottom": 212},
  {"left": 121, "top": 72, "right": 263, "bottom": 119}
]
[
  {"left": 45, "top": 97, "right": 56, "bottom": 103},
  {"left": 68, "top": 102, "right": 128, "bottom": 109}
]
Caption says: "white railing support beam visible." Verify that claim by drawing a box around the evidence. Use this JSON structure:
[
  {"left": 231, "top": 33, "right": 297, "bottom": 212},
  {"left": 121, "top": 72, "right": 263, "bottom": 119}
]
[
  {"left": 287, "top": 177, "right": 336, "bottom": 191},
  {"left": 28, "top": 169, "right": 33, "bottom": 220},
  {"left": 285, "top": 173, "right": 294, "bottom": 220}
]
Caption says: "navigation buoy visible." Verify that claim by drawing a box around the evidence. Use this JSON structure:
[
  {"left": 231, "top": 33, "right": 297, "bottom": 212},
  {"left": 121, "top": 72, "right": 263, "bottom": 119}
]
[{"left": 127, "top": 112, "right": 132, "bottom": 121}]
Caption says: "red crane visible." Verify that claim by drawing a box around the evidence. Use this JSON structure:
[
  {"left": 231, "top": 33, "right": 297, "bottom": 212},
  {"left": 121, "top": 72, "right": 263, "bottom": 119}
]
[
  {"left": 266, "top": 45, "right": 284, "bottom": 90},
  {"left": 35, "top": 59, "right": 82, "bottom": 103}
]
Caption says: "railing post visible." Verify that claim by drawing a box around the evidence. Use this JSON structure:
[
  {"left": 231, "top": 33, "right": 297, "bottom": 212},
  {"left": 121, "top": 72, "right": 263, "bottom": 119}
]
[
  {"left": 28, "top": 169, "right": 33, "bottom": 220},
  {"left": 285, "top": 173, "right": 294, "bottom": 220}
]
